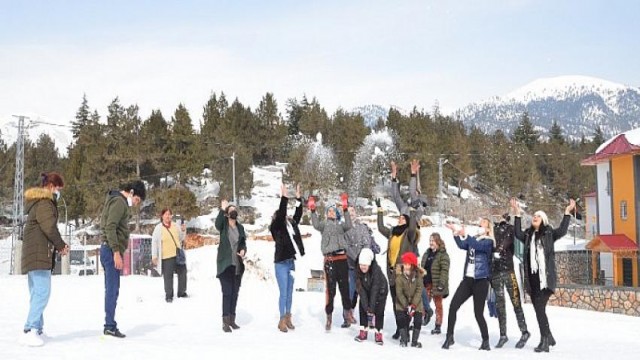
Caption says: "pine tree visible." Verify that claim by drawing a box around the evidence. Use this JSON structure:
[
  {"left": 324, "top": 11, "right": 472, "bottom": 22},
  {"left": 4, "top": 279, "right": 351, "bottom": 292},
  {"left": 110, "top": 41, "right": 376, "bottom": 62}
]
[
  {"left": 256, "top": 92, "right": 285, "bottom": 164},
  {"left": 593, "top": 125, "right": 605, "bottom": 147},
  {"left": 169, "top": 103, "right": 199, "bottom": 179},
  {"left": 549, "top": 120, "right": 565, "bottom": 144},
  {"left": 325, "top": 109, "right": 369, "bottom": 184},
  {"left": 512, "top": 112, "right": 539, "bottom": 150}
]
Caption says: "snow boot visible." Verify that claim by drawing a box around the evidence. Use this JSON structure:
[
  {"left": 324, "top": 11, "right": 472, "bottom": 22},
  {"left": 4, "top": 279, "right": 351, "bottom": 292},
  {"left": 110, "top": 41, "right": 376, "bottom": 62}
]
[
  {"left": 516, "top": 331, "right": 530, "bottom": 349},
  {"left": 278, "top": 317, "right": 288, "bottom": 333},
  {"left": 374, "top": 331, "right": 384, "bottom": 345},
  {"left": 399, "top": 328, "right": 409, "bottom": 347},
  {"left": 548, "top": 332, "right": 556, "bottom": 346},
  {"left": 354, "top": 329, "right": 368, "bottom": 342},
  {"left": 222, "top": 316, "right": 232, "bottom": 333},
  {"left": 410, "top": 328, "right": 422, "bottom": 348},
  {"left": 431, "top": 324, "right": 441, "bottom": 335},
  {"left": 424, "top": 308, "right": 434, "bottom": 326},
  {"left": 229, "top": 314, "right": 240, "bottom": 330},
  {"left": 392, "top": 328, "right": 400, "bottom": 340},
  {"left": 496, "top": 335, "right": 508, "bottom": 348},
  {"left": 285, "top": 313, "right": 295, "bottom": 330},
  {"left": 479, "top": 338, "right": 491, "bottom": 351},
  {"left": 325, "top": 314, "right": 332, "bottom": 331},
  {"left": 534, "top": 336, "right": 550, "bottom": 353},
  {"left": 442, "top": 334, "right": 455, "bottom": 349}
]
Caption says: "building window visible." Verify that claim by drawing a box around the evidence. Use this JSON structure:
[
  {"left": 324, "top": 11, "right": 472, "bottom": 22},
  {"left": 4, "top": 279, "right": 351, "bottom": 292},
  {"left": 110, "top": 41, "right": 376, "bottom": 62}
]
[{"left": 620, "top": 200, "right": 628, "bottom": 221}]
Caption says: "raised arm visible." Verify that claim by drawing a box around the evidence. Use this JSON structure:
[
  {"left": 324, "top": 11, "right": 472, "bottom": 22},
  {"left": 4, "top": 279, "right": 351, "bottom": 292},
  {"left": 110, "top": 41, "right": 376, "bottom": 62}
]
[
  {"left": 311, "top": 210, "right": 325, "bottom": 232},
  {"left": 375, "top": 198, "right": 391, "bottom": 238},
  {"left": 390, "top": 161, "right": 409, "bottom": 214},
  {"left": 553, "top": 199, "right": 575, "bottom": 241},
  {"left": 293, "top": 184, "right": 303, "bottom": 223},
  {"left": 510, "top": 198, "right": 525, "bottom": 242}
]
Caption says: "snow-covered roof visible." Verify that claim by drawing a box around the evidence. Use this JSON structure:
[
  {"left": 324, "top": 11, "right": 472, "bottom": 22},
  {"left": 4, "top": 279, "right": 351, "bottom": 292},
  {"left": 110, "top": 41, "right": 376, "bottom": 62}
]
[{"left": 582, "top": 127, "right": 640, "bottom": 165}]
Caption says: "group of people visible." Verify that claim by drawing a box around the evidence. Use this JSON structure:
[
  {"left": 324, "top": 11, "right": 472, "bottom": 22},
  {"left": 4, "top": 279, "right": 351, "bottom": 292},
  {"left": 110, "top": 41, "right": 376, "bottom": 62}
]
[{"left": 20, "top": 164, "right": 575, "bottom": 354}]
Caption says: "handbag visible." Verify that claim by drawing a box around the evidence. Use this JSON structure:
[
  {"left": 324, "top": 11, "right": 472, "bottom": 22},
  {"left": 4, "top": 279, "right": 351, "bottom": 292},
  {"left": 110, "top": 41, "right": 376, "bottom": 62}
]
[{"left": 167, "top": 226, "right": 187, "bottom": 266}]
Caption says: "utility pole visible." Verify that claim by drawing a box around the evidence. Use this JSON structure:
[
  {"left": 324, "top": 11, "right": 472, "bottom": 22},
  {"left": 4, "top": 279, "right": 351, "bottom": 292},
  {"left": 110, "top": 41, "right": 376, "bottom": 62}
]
[
  {"left": 10, "top": 115, "right": 26, "bottom": 275},
  {"left": 231, "top": 151, "right": 237, "bottom": 205},
  {"left": 438, "top": 157, "right": 445, "bottom": 226}
]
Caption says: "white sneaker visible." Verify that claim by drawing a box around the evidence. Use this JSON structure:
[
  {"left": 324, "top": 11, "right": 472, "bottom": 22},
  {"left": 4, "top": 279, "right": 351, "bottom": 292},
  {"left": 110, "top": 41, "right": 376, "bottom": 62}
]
[{"left": 20, "top": 330, "right": 44, "bottom": 347}]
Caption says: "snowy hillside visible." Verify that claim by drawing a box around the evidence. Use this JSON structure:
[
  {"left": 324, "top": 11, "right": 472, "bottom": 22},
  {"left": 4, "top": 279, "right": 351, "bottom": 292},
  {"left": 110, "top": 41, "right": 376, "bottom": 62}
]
[
  {"left": 454, "top": 75, "right": 640, "bottom": 140},
  {"left": 0, "top": 114, "right": 74, "bottom": 155}
]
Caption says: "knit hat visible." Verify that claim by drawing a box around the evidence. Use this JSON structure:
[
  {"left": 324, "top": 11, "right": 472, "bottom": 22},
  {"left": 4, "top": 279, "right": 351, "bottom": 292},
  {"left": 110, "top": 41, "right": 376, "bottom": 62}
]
[
  {"left": 534, "top": 210, "right": 548, "bottom": 226},
  {"left": 401, "top": 252, "right": 418, "bottom": 267},
  {"left": 359, "top": 248, "right": 375, "bottom": 266}
]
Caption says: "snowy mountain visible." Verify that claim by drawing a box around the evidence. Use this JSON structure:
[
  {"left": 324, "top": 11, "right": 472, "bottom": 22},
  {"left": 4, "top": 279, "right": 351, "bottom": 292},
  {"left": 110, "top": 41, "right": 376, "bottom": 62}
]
[
  {"left": 453, "top": 75, "right": 640, "bottom": 140},
  {"left": 350, "top": 105, "right": 410, "bottom": 128},
  {"left": 0, "top": 113, "right": 74, "bottom": 155}
]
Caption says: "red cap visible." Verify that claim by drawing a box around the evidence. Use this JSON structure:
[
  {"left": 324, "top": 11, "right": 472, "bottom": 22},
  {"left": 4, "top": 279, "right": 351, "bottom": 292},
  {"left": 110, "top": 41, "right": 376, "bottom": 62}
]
[{"left": 401, "top": 252, "right": 418, "bottom": 267}]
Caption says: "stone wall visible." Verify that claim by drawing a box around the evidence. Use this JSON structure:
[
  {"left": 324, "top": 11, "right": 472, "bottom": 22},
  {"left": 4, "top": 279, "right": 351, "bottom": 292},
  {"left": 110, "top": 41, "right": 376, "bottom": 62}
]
[
  {"left": 548, "top": 285, "right": 640, "bottom": 317},
  {"left": 555, "top": 250, "right": 592, "bottom": 285}
]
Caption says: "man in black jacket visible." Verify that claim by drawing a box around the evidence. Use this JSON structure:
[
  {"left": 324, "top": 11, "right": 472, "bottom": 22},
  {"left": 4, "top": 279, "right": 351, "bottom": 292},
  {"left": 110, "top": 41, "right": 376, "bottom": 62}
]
[{"left": 491, "top": 214, "right": 530, "bottom": 349}]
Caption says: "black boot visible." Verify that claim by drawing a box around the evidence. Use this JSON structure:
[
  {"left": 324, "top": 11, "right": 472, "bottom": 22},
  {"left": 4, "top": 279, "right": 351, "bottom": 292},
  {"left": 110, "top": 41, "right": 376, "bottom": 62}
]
[
  {"left": 392, "top": 328, "right": 400, "bottom": 340},
  {"left": 399, "top": 328, "right": 409, "bottom": 347},
  {"left": 411, "top": 328, "right": 422, "bottom": 348},
  {"left": 548, "top": 332, "right": 556, "bottom": 346},
  {"left": 516, "top": 331, "right": 530, "bottom": 349},
  {"left": 496, "top": 335, "right": 508, "bottom": 348},
  {"left": 222, "top": 316, "right": 232, "bottom": 333},
  {"left": 534, "top": 336, "right": 550, "bottom": 353},
  {"left": 431, "top": 324, "right": 441, "bottom": 335},
  {"left": 424, "top": 308, "right": 434, "bottom": 326},
  {"left": 229, "top": 314, "right": 240, "bottom": 330},
  {"left": 479, "top": 338, "right": 491, "bottom": 351},
  {"left": 442, "top": 334, "right": 455, "bottom": 349}
]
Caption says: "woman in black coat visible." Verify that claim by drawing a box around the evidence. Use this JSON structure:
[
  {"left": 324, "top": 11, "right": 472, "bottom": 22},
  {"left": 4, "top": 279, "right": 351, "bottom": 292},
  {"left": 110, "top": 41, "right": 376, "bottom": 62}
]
[
  {"left": 510, "top": 198, "right": 575, "bottom": 353},
  {"left": 269, "top": 183, "right": 305, "bottom": 332},
  {"left": 353, "top": 248, "right": 388, "bottom": 345}
]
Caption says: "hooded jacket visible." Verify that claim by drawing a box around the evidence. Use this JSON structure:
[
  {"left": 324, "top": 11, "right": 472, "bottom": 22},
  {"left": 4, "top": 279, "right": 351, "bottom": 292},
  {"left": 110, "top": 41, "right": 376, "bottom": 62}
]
[
  {"left": 270, "top": 196, "right": 305, "bottom": 263},
  {"left": 514, "top": 214, "right": 570, "bottom": 294},
  {"left": 100, "top": 190, "right": 131, "bottom": 254},
  {"left": 311, "top": 210, "right": 352, "bottom": 255},
  {"left": 21, "top": 187, "right": 67, "bottom": 274},
  {"left": 421, "top": 247, "right": 450, "bottom": 297},
  {"left": 394, "top": 266, "right": 425, "bottom": 313}
]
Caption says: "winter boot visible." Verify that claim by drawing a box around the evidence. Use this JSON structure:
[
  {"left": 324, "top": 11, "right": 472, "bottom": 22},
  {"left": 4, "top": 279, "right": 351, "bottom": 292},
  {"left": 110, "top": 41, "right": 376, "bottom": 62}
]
[
  {"left": 516, "top": 331, "right": 530, "bottom": 349},
  {"left": 424, "top": 308, "right": 434, "bottom": 326},
  {"left": 284, "top": 313, "right": 295, "bottom": 330},
  {"left": 442, "top": 334, "right": 455, "bottom": 349},
  {"left": 534, "top": 336, "right": 550, "bottom": 353},
  {"left": 410, "top": 328, "right": 422, "bottom": 348},
  {"left": 229, "top": 314, "right": 240, "bottom": 330},
  {"left": 374, "top": 331, "right": 384, "bottom": 345},
  {"left": 496, "top": 335, "right": 508, "bottom": 348},
  {"left": 399, "top": 328, "right": 409, "bottom": 347},
  {"left": 325, "top": 314, "right": 332, "bottom": 331},
  {"left": 278, "top": 317, "right": 288, "bottom": 333},
  {"left": 548, "top": 332, "right": 556, "bottom": 346},
  {"left": 354, "top": 329, "right": 368, "bottom": 342},
  {"left": 222, "top": 316, "right": 232, "bottom": 333},
  {"left": 431, "top": 324, "right": 441, "bottom": 335},
  {"left": 392, "top": 328, "right": 400, "bottom": 340},
  {"left": 479, "top": 338, "right": 491, "bottom": 351}
]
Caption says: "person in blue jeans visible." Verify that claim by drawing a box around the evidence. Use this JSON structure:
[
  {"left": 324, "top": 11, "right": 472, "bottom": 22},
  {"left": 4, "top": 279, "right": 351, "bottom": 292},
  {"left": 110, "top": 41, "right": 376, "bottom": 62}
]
[
  {"left": 269, "top": 183, "right": 305, "bottom": 332},
  {"left": 21, "top": 172, "right": 69, "bottom": 347},
  {"left": 99, "top": 180, "right": 146, "bottom": 338}
]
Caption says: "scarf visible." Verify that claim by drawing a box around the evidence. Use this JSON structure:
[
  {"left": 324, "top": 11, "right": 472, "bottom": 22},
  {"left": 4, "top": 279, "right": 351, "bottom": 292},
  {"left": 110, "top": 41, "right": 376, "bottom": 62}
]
[
  {"left": 529, "top": 231, "right": 548, "bottom": 289},
  {"left": 392, "top": 224, "right": 408, "bottom": 237}
]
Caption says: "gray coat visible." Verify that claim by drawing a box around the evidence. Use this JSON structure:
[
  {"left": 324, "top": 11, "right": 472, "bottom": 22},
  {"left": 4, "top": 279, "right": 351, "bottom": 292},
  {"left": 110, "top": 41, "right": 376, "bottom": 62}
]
[
  {"left": 311, "top": 211, "right": 352, "bottom": 255},
  {"left": 344, "top": 221, "right": 375, "bottom": 268},
  {"left": 391, "top": 175, "right": 426, "bottom": 218}
]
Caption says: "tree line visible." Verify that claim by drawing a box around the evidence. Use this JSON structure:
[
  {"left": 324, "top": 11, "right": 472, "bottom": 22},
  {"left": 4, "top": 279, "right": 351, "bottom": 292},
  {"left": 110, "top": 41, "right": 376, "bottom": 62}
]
[{"left": 0, "top": 93, "right": 605, "bottom": 225}]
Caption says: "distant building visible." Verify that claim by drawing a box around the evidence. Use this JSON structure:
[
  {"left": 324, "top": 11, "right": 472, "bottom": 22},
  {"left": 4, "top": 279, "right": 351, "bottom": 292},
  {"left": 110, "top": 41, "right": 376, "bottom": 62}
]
[{"left": 581, "top": 128, "right": 640, "bottom": 287}]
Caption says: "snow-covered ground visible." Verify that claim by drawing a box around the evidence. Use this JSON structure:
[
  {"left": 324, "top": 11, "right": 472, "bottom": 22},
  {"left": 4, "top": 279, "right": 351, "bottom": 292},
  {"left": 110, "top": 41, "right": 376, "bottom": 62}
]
[{"left": 1, "top": 165, "right": 638, "bottom": 359}]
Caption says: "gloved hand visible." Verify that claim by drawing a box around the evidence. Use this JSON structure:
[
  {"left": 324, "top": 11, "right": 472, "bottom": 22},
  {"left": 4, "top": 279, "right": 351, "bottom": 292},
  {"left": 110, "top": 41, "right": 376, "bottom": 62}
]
[
  {"left": 366, "top": 311, "right": 374, "bottom": 328},
  {"left": 307, "top": 196, "right": 316, "bottom": 212},
  {"left": 340, "top": 192, "right": 349, "bottom": 210},
  {"left": 406, "top": 304, "right": 416, "bottom": 317},
  {"left": 375, "top": 198, "right": 381, "bottom": 208}
]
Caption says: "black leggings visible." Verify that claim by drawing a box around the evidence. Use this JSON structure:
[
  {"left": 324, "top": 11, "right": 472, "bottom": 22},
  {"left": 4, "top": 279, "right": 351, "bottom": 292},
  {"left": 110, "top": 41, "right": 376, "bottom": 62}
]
[
  {"left": 446, "top": 277, "right": 490, "bottom": 340},
  {"left": 358, "top": 294, "right": 387, "bottom": 331},
  {"left": 324, "top": 257, "right": 351, "bottom": 314},
  {"left": 218, "top": 266, "right": 242, "bottom": 316},
  {"left": 529, "top": 272, "right": 553, "bottom": 337}
]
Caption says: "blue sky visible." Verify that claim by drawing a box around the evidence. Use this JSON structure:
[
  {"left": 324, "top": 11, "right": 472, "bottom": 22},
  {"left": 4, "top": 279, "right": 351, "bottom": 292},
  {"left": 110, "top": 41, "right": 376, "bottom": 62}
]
[{"left": 1, "top": 0, "right": 639, "bottom": 128}]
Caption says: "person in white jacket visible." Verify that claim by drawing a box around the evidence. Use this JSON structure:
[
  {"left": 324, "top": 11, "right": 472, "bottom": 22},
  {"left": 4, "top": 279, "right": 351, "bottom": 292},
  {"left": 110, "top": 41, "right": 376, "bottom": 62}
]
[{"left": 152, "top": 208, "right": 187, "bottom": 302}]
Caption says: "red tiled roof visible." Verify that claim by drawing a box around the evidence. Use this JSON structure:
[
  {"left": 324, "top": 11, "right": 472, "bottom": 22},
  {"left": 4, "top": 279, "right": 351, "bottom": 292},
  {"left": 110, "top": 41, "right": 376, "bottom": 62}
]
[
  {"left": 586, "top": 234, "right": 638, "bottom": 252},
  {"left": 581, "top": 134, "right": 640, "bottom": 165}
]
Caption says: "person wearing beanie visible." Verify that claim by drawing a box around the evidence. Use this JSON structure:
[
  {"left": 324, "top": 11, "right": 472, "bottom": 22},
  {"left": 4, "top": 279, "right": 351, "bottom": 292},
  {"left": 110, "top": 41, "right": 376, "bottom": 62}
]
[
  {"left": 443, "top": 218, "right": 496, "bottom": 351},
  {"left": 511, "top": 198, "right": 575, "bottom": 353},
  {"left": 376, "top": 197, "right": 419, "bottom": 341},
  {"left": 353, "top": 248, "right": 388, "bottom": 345},
  {"left": 310, "top": 195, "right": 353, "bottom": 331},
  {"left": 491, "top": 208, "right": 530, "bottom": 349},
  {"left": 394, "top": 251, "right": 425, "bottom": 348}
]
